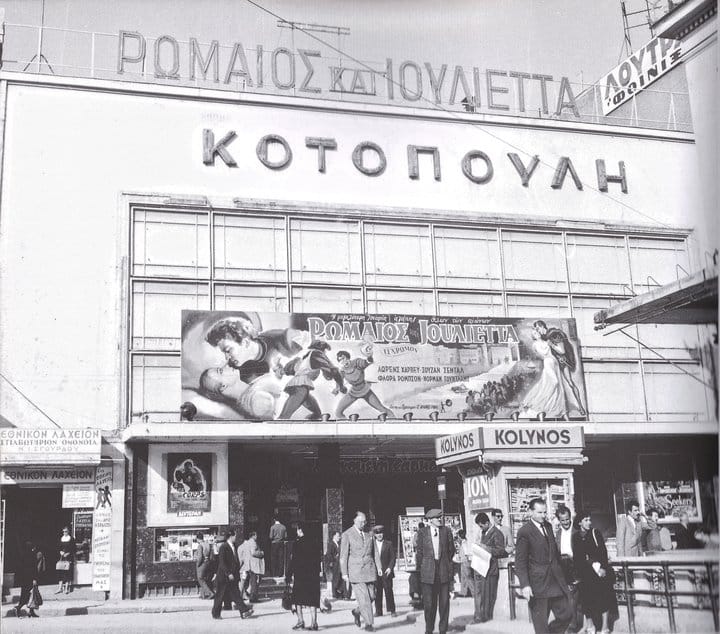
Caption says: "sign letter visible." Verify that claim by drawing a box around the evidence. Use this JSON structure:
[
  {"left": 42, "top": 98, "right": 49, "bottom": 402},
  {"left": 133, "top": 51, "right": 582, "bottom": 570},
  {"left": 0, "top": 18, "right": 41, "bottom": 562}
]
[
  {"left": 407, "top": 146, "right": 441, "bottom": 181},
  {"left": 117, "top": 30, "right": 146, "bottom": 75},
  {"left": 203, "top": 130, "right": 237, "bottom": 167},
  {"left": 596, "top": 159, "right": 628, "bottom": 193}
]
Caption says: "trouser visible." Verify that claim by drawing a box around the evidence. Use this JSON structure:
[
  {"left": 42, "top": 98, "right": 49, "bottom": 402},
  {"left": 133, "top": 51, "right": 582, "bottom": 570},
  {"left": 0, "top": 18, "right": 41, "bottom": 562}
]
[
  {"left": 374, "top": 574, "right": 396, "bottom": 615},
  {"left": 211, "top": 578, "right": 250, "bottom": 618},
  {"left": 270, "top": 542, "right": 284, "bottom": 577},
  {"left": 351, "top": 581, "right": 375, "bottom": 626},
  {"left": 529, "top": 594, "right": 572, "bottom": 634},
  {"left": 17, "top": 584, "right": 32, "bottom": 609},
  {"left": 247, "top": 571, "right": 261, "bottom": 601},
  {"left": 197, "top": 569, "right": 214, "bottom": 598},
  {"left": 329, "top": 570, "right": 344, "bottom": 598},
  {"left": 471, "top": 571, "right": 498, "bottom": 620},
  {"left": 422, "top": 570, "right": 450, "bottom": 634},
  {"left": 559, "top": 556, "right": 582, "bottom": 632}
]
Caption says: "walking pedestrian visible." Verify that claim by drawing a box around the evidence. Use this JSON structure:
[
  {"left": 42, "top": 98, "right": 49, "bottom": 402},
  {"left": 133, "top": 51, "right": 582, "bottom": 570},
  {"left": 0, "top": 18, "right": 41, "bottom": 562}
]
[
  {"left": 55, "top": 525, "right": 76, "bottom": 594},
  {"left": 372, "top": 525, "right": 397, "bottom": 617},
  {"left": 408, "top": 521, "right": 424, "bottom": 608},
  {"left": 323, "top": 530, "right": 342, "bottom": 601},
  {"left": 270, "top": 517, "right": 288, "bottom": 577},
  {"left": 456, "top": 530, "right": 473, "bottom": 598},
  {"left": 415, "top": 508, "right": 454, "bottom": 634},
  {"left": 340, "top": 511, "right": 377, "bottom": 632},
  {"left": 238, "top": 530, "right": 265, "bottom": 603},
  {"left": 196, "top": 532, "right": 216, "bottom": 599},
  {"left": 288, "top": 523, "right": 320, "bottom": 631},
  {"left": 211, "top": 531, "right": 253, "bottom": 620},
  {"left": 515, "top": 498, "right": 572, "bottom": 634},
  {"left": 14, "top": 540, "right": 44, "bottom": 618}
]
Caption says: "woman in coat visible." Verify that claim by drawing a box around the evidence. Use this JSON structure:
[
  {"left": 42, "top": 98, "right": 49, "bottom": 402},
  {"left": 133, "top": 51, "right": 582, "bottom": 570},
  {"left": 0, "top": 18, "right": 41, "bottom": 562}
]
[
  {"left": 56, "top": 526, "right": 76, "bottom": 594},
  {"left": 14, "top": 540, "right": 43, "bottom": 617},
  {"left": 288, "top": 523, "right": 320, "bottom": 630},
  {"left": 572, "top": 510, "right": 618, "bottom": 634}
]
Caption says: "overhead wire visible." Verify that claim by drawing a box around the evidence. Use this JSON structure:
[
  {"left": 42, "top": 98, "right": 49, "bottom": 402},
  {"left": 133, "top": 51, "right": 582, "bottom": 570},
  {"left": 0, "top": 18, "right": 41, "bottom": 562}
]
[{"left": 0, "top": 372, "right": 62, "bottom": 428}]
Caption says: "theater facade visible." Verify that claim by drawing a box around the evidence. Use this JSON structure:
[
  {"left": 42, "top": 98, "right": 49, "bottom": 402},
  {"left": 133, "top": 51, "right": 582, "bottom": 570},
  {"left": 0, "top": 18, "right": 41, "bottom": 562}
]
[{"left": 0, "top": 23, "right": 716, "bottom": 598}]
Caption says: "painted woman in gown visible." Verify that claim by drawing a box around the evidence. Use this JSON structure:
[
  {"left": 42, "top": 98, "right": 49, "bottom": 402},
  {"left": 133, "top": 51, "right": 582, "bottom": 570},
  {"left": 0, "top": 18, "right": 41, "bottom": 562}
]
[{"left": 521, "top": 329, "right": 568, "bottom": 418}]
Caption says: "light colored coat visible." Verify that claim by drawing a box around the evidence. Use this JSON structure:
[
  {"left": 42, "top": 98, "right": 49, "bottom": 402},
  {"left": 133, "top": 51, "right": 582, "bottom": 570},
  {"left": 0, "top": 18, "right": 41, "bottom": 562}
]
[
  {"left": 237, "top": 537, "right": 266, "bottom": 575},
  {"left": 340, "top": 526, "right": 376, "bottom": 583},
  {"left": 616, "top": 514, "right": 643, "bottom": 557}
]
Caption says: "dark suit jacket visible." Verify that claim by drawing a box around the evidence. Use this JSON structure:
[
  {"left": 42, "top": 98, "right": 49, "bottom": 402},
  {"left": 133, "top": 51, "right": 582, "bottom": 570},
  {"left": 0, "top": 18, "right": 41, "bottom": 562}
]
[
  {"left": 373, "top": 539, "right": 396, "bottom": 579},
  {"left": 479, "top": 524, "right": 507, "bottom": 577},
  {"left": 216, "top": 540, "right": 239, "bottom": 582},
  {"left": 324, "top": 539, "right": 340, "bottom": 574},
  {"left": 515, "top": 520, "right": 568, "bottom": 599},
  {"left": 415, "top": 524, "right": 454, "bottom": 584}
]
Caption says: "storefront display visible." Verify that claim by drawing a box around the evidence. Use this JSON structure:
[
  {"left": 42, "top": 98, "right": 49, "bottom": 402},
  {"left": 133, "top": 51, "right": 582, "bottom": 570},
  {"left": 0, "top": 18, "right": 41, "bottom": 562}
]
[
  {"left": 507, "top": 478, "right": 571, "bottom": 541},
  {"left": 398, "top": 513, "right": 462, "bottom": 570},
  {"left": 154, "top": 529, "right": 199, "bottom": 563}
]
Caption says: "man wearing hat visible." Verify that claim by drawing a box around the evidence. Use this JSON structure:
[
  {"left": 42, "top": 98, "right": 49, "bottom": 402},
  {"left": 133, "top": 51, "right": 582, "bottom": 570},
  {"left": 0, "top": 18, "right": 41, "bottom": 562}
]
[
  {"left": 372, "top": 525, "right": 397, "bottom": 618},
  {"left": 415, "top": 509, "right": 455, "bottom": 634}
]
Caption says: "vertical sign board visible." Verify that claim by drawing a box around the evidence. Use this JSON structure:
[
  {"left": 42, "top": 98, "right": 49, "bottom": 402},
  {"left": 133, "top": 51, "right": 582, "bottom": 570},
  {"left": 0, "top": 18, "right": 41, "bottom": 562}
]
[
  {"left": 92, "top": 463, "right": 113, "bottom": 591},
  {"left": 465, "top": 474, "right": 491, "bottom": 511}
]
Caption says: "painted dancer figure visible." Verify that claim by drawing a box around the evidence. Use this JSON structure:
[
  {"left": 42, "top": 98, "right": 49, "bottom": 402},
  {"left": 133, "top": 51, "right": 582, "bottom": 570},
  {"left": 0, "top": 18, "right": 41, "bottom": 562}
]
[{"left": 334, "top": 348, "right": 395, "bottom": 419}]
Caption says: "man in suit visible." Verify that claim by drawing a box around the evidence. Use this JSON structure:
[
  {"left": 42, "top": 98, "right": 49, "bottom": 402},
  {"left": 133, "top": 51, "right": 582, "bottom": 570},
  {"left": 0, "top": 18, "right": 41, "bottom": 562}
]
[
  {"left": 269, "top": 517, "right": 287, "bottom": 576},
  {"left": 237, "top": 530, "right": 265, "bottom": 603},
  {"left": 415, "top": 508, "right": 455, "bottom": 634},
  {"left": 195, "top": 532, "right": 216, "bottom": 599},
  {"left": 372, "top": 525, "right": 397, "bottom": 617},
  {"left": 616, "top": 500, "right": 645, "bottom": 557},
  {"left": 211, "top": 531, "right": 253, "bottom": 620},
  {"left": 324, "top": 530, "right": 343, "bottom": 599},
  {"left": 472, "top": 512, "right": 507, "bottom": 623},
  {"left": 341, "top": 511, "right": 377, "bottom": 632},
  {"left": 554, "top": 506, "right": 582, "bottom": 633},
  {"left": 515, "top": 498, "right": 571, "bottom": 634}
]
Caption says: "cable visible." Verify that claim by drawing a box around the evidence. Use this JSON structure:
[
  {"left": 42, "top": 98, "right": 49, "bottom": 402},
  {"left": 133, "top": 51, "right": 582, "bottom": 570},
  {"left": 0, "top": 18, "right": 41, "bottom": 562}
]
[
  {"left": 242, "top": 0, "right": 711, "bottom": 251},
  {"left": 0, "top": 372, "right": 62, "bottom": 428}
]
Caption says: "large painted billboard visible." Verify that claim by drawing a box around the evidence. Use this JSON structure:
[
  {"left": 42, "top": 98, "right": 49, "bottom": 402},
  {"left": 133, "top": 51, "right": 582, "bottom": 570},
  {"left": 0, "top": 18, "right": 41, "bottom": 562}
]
[{"left": 180, "top": 311, "right": 587, "bottom": 422}]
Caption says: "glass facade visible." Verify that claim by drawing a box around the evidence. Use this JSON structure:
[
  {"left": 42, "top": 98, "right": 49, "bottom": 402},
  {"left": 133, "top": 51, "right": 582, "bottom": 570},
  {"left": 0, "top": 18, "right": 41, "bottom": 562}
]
[{"left": 128, "top": 207, "right": 709, "bottom": 424}]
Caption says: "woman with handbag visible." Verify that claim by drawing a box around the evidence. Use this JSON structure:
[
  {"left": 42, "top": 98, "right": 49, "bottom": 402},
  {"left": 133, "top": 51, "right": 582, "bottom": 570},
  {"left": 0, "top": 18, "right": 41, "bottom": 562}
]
[
  {"left": 56, "top": 525, "right": 76, "bottom": 594},
  {"left": 14, "top": 540, "right": 42, "bottom": 617},
  {"left": 288, "top": 523, "right": 320, "bottom": 631}
]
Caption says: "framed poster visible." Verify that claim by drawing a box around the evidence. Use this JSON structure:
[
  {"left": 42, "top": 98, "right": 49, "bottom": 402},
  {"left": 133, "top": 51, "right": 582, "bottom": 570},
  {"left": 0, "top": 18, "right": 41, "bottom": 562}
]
[
  {"left": 398, "top": 513, "right": 463, "bottom": 571},
  {"left": 638, "top": 454, "right": 702, "bottom": 522},
  {"left": 167, "top": 453, "right": 212, "bottom": 513}
]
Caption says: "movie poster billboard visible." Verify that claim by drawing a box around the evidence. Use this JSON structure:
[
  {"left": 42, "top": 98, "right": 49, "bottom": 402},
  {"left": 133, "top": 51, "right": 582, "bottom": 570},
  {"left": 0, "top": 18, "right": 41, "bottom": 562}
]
[
  {"left": 181, "top": 311, "right": 587, "bottom": 422},
  {"left": 167, "top": 453, "right": 212, "bottom": 514}
]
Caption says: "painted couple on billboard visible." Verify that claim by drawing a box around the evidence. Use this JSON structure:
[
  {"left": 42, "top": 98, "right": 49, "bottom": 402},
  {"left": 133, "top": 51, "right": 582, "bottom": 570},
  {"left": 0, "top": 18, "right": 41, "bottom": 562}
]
[{"left": 180, "top": 311, "right": 587, "bottom": 422}]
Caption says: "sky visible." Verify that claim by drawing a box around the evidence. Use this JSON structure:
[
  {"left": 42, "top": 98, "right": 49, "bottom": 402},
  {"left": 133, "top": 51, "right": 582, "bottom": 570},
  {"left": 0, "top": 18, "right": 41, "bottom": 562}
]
[{"left": 2, "top": 0, "right": 659, "bottom": 88}]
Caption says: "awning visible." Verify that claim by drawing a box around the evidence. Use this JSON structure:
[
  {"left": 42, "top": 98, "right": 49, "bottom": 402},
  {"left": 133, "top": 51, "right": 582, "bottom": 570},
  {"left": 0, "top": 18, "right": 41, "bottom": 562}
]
[
  {"left": 479, "top": 450, "right": 587, "bottom": 466},
  {"left": 594, "top": 264, "right": 718, "bottom": 327}
]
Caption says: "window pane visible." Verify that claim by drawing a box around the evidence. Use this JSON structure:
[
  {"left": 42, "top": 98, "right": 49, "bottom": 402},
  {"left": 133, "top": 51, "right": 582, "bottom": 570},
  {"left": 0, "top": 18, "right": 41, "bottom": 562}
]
[
  {"left": 584, "top": 361, "right": 646, "bottom": 421},
  {"left": 644, "top": 363, "right": 710, "bottom": 422},
  {"left": 292, "top": 287, "right": 363, "bottom": 313},
  {"left": 365, "top": 223, "right": 433, "bottom": 287},
  {"left": 629, "top": 237, "right": 689, "bottom": 292},
  {"left": 637, "top": 323, "right": 700, "bottom": 361},
  {"left": 438, "top": 292, "right": 504, "bottom": 317},
  {"left": 434, "top": 227, "right": 501, "bottom": 290},
  {"left": 290, "top": 219, "right": 361, "bottom": 284},
  {"left": 214, "top": 284, "right": 288, "bottom": 313},
  {"left": 366, "top": 289, "right": 434, "bottom": 315},
  {"left": 506, "top": 294, "right": 570, "bottom": 318},
  {"left": 131, "top": 354, "right": 180, "bottom": 423},
  {"left": 214, "top": 214, "right": 286, "bottom": 282},
  {"left": 502, "top": 231, "right": 567, "bottom": 292},
  {"left": 132, "top": 281, "right": 209, "bottom": 350},
  {"left": 567, "top": 234, "right": 630, "bottom": 294},
  {"left": 132, "top": 209, "right": 209, "bottom": 278},
  {"left": 571, "top": 297, "right": 638, "bottom": 359}
]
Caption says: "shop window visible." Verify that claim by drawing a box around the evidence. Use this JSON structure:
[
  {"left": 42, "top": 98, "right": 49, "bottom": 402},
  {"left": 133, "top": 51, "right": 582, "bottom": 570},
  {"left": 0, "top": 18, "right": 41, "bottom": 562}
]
[
  {"left": 434, "top": 227, "right": 501, "bottom": 290},
  {"left": 583, "top": 361, "right": 646, "bottom": 421},
  {"left": 637, "top": 453, "right": 702, "bottom": 522},
  {"left": 571, "top": 297, "right": 638, "bottom": 359},
  {"left": 437, "top": 292, "right": 504, "bottom": 317},
  {"left": 637, "top": 323, "right": 700, "bottom": 361},
  {"left": 501, "top": 231, "right": 567, "bottom": 292},
  {"left": 643, "top": 362, "right": 710, "bottom": 422},
  {"left": 214, "top": 214, "right": 286, "bottom": 282},
  {"left": 72, "top": 510, "right": 94, "bottom": 563},
  {"left": 291, "top": 287, "right": 363, "bottom": 313},
  {"left": 566, "top": 234, "right": 630, "bottom": 295},
  {"left": 214, "top": 284, "right": 288, "bottom": 312},
  {"left": 132, "top": 281, "right": 210, "bottom": 350},
  {"left": 366, "top": 289, "right": 435, "bottom": 315},
  {"left": 131, "top": 354, "right": 181, "bottom": 423},
  {"left": 154, "top": 529, "right": 200, "bottom": 563},
  {"left": 365, "top": 223, "right": 433, "bottom": 287},
  {"left": 132, "top": 209, "right": 209, "bottom": 278},
  {"left": 507, "top": 478, "right": 572, "bottom": 543},
  {"left": 290, "top": 219, "right": 361, "bottom": 285},
  {"left": 629, "top": 237, "right": 689, "bottom": 293},
  {"left": 506, "top": 294, "right": 570, "bottom": 319}
]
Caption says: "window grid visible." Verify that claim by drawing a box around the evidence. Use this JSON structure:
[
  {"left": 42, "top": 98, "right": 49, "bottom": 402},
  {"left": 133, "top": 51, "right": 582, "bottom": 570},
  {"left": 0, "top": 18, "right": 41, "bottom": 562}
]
[{"left": 127, "top": 206, "right": 698, "bottom": 424}]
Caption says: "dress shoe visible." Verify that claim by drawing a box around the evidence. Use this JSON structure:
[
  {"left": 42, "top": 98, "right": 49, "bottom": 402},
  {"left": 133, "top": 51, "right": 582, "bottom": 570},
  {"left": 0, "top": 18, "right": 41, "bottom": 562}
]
[
  {"left": 212, "top": 615, "right": 221, "bottom": 620},
  {"left": 29, "top": 611, "right": 39, "bottom": 618},
  {"left": 363, "top": 627, "right": 375, "bottom": 633},
  {"left": 352, "top": 609, "right": 361, "bottom": 628},
  {"left": 292, "top": 623, "right": 305, "bottom": 630}
]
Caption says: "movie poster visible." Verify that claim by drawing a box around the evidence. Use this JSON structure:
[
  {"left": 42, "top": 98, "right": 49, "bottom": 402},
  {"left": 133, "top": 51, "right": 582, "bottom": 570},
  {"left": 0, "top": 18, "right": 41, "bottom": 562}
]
[
  {"left": 180, "top": 311, "right": 587, "bottom": 422},
  {"left": 167, "top": 453, "right": 212, "bottom": 513}
]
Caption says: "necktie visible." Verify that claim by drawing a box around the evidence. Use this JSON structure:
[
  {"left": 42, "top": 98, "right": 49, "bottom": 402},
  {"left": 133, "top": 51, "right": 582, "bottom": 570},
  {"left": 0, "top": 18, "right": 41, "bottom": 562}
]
[{"left": 434, "top": 528, "right": 438, "bottom": 537}]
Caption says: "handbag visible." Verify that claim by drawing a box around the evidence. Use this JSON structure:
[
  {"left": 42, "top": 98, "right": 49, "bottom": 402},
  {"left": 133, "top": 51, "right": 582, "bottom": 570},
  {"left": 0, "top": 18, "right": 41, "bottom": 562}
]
[
  {"left": 28, "top": 585, "right": 43, "bottom": 609},
  {"left": 56, "top": 560, "right": 71, "bottom": 571},
  {"left": 281, "top": 586, "right": 293, "bottom": 611}
]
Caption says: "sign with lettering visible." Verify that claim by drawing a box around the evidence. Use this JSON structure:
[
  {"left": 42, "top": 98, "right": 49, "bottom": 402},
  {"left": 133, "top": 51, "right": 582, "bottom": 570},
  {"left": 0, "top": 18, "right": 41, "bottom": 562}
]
[
  {"left": 481, "top": 425, "right": 584, "bottom": 449},
  {"left": 92, "top": 463, "right": 113, "bottom": 592},
  {"left": 181, "top": 312, "right": 587, "bottom": 423},
  {"left": 465, "top": 474, "right": 491, "bottom": 510},
  {"left": 62, "top": 484, "right": 96, "bottom": 508},
  {"left": 600, "top": 37, "right": 682, "bottom": 115},
  {"left": 436, "top": 430, "right": 482, "bottom": 461},
  {"left": 0, "top": 467, "right": 95, "bottom": 485},
  {"left": 0, "top": 428, "right": 101, "bottom": 465}
]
